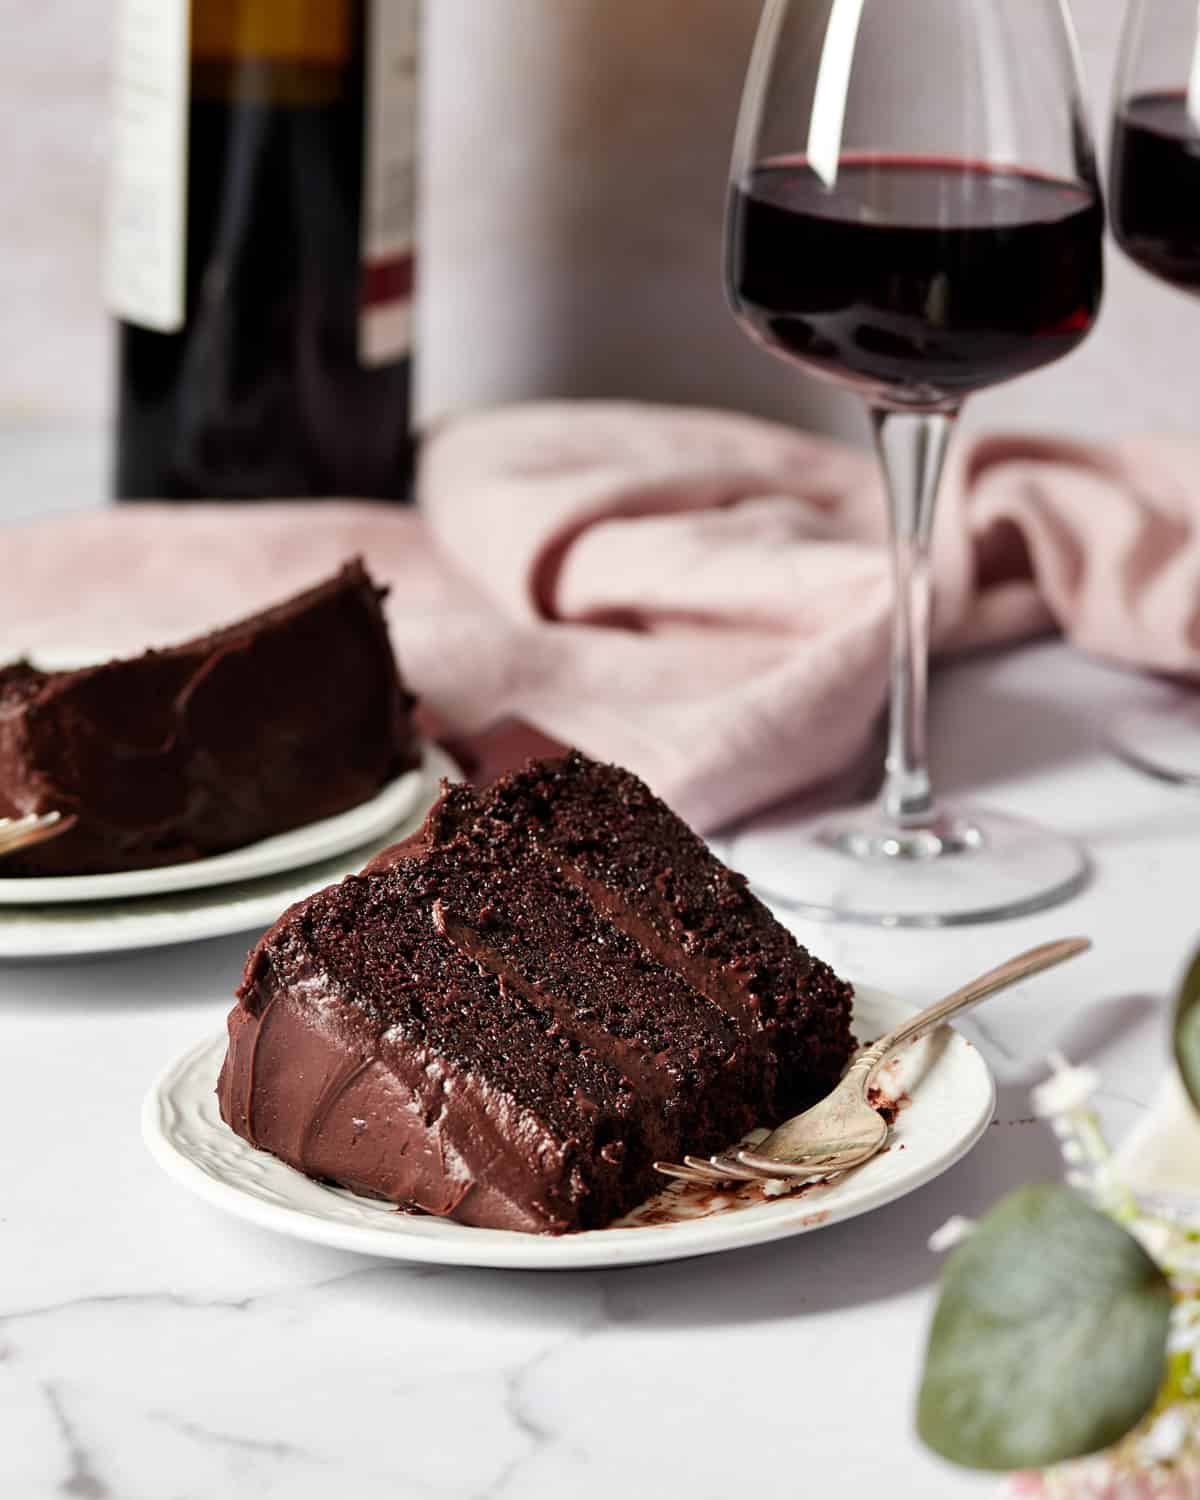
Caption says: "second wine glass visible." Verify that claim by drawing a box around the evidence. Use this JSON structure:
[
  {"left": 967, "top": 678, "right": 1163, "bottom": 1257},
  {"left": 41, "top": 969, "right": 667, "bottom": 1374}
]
[
  {"left": 1105, "top": 0, "right": 1200, "bottom": 790},
  {"left": 725, "top": 0, "right": 1105, "bottom": 926}
]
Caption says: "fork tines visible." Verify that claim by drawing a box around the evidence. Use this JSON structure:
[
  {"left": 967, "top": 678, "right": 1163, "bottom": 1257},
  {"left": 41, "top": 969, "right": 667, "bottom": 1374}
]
[{"left": 653, "top": 1153, "right": 834, "bottom": 1189}]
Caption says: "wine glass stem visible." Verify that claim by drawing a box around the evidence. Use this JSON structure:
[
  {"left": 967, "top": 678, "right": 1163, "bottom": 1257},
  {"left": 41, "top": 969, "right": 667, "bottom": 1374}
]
[{"left": 871, "top": 405, "right": 958, "bottom": 828}]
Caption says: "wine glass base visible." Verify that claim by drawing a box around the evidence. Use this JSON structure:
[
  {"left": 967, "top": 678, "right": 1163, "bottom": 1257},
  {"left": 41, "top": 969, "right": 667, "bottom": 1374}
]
[
  {"left": 736, "top": 803, "right": 1089, "bottom": 928},
  {"left": 1108, "top": 704, "right": 1200, "bottom": 790}
]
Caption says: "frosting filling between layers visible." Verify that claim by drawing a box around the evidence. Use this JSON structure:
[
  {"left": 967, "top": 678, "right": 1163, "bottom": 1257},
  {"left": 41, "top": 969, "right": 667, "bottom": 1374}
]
[
  {"left": 473, "top": 755, "right": 855, "bottom": 1114},
  {"left": 365, "top": 786, "right": 787, "bottom": 1115},
  {"left": 432, "top": 900, "right": 678, "bottom": 1114},
  {"left": 540, "top": 850, "right": 767, "bottom": 1027}
]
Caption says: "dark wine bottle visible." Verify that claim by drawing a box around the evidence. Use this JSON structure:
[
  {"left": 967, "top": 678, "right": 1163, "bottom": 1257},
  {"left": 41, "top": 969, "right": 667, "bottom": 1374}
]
[{"left": 107, "top": 1, "right": 420, "bottom": 502}]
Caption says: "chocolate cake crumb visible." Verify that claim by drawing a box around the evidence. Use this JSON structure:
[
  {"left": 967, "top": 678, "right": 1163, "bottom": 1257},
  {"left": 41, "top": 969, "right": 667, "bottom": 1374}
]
[{"left": 219, "top": 751, "right": 855, "bottom": 1234}]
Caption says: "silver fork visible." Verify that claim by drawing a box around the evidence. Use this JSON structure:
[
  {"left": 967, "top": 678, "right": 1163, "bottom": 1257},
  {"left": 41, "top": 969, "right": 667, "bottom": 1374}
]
[
  {"left": 655, "top": 936, "right": 1091, "bottom": 1190},
  {"left": 0, "top": 811, "right": 73, "bottom": 860}
]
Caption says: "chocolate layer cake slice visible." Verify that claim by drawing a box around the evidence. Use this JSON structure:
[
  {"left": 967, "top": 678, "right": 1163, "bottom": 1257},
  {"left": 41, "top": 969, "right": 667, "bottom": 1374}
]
[
  {"left": 0, "top": 559, "right": 418, "bottom": 876},
  {"left": 219, "top": 752, "right": 854, "bottom": 1234}
]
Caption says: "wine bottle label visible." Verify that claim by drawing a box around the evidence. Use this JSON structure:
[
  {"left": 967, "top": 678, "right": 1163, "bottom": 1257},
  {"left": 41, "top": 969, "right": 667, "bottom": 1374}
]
[
  {"left": 105, "top": 0, "right": 190, "bottom": 333},
  {"left": 360, "top": 0, "right": 421, "bottom": 367},
  {"left": 107, "top": 0, "right": 420, "bottom": 365}
]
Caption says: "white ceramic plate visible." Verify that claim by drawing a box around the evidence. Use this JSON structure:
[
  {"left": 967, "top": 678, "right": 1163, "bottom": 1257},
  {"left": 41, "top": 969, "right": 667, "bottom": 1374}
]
[
  {"left": 0, "top": 644, "right": 428, "bottom": 905},
  {"left": 0, "top": 767, "right": 426, "bottom": 906},
  {"left": 143, "top": 985, "right": 996, "bottom": 1271},
  {"left": 0, "top": 744, "right": 459, "bottom": 960}
]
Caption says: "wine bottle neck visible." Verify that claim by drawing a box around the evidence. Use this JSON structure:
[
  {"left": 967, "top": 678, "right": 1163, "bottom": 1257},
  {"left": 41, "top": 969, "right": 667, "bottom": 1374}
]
[
  {"left": 191, "top": 0, "right": 355, "bottom": 66},
  {"left": 189, "top": 1, "right": 360, "bottom": 105}
]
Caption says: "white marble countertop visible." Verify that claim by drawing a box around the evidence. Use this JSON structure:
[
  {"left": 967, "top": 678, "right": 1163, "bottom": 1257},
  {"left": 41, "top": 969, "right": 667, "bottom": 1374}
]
[
  {"left": 3, "top": 458, "right": 1199, "bottom": 1499},
  {"left": 5, "top": 2, "right": 1198, "bottom": 1490}
]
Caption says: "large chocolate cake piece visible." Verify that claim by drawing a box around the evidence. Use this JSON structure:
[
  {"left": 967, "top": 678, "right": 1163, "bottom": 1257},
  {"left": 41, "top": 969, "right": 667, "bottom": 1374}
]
[
  {"left": 218, "top": 752, "right": 854, "bottom": 1234},
  {"left": 0, "top": 560, "right": 418, "bottom": 876}
]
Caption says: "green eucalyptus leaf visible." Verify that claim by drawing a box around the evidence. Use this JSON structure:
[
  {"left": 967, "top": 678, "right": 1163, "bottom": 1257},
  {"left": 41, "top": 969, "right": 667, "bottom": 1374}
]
[
  {"left": 917, "top": 1184, "right": 1172, "bottom": 1472},
  {"left": 1172, "top": 946, "right": 1200, "bottom": 1115}
]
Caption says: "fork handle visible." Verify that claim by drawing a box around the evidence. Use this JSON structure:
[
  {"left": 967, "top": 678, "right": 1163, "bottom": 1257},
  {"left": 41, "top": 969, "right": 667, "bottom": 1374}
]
[
  {"left": 0, "top": 810, "right": 73, "bottom": 859},
  {"left": 848, "top": 936, "right": 1092, "bottom": 1084}
]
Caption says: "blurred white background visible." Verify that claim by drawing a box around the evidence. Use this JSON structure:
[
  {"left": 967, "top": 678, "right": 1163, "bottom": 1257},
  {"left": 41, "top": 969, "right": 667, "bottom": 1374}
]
[{"left": 0, "top": 0, "right": 1193, "bottom": 520}]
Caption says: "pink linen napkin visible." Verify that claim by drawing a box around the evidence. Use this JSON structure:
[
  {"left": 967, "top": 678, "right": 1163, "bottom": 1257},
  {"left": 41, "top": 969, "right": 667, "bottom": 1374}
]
[{"left": 3, "top": 402, "right": 1198, "bottom": 832}]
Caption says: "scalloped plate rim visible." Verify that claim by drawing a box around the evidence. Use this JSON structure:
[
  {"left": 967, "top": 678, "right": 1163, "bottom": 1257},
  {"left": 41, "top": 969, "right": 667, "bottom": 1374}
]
[{"left": 142, "top": 985, "right": 997, "bottom": 1271}]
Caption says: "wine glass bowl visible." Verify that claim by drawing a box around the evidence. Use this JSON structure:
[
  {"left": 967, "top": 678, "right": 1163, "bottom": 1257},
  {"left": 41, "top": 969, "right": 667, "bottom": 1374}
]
[
  {"left": 723, "top": 0, "right": 1104, "bottom": 925},
  {"left": 727, "top": 0, "right": 1104, "bottom": 413},
  {"left": 1110, "top": 0, "right": 1200, "bottom": 294},
  {"left": 728, "top": 155, "right": 1102, "bottom": 413},
  {"left": 1111, "top": 95, "right": 1200, "bottom": 293}
]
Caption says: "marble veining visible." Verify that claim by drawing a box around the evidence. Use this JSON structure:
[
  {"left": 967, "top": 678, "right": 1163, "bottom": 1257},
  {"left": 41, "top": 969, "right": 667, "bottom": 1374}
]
[
  {"left": 43, "top": 1381, "right": 110, "bottom": 1500},
  {"left": 0, "top": 590, "right": 1195, "bottom": 1497}
]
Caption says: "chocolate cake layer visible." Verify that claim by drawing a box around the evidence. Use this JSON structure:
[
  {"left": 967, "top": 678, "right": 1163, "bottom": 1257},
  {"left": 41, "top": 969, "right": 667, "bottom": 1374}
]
[
  {"left": 0, "top": 560, "right": 418, "bottom": 876},
  {"left": 371, "top": 756, "right": 854, "bottom": 1118},
  {"left": 220, "top": 866, "right": 644, "bottom": 1232},
  {"left": 219, "top": 753, "right": 855, "bottom": 1234}
]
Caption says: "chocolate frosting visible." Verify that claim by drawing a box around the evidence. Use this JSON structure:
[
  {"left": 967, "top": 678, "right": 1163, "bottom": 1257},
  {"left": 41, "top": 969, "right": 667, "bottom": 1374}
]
[
  {"left": 219, "top": 948, "right": 574, "bottom": 1234},
  {"left": 0, "top": 559, "right": 418, "bottom": 876}
]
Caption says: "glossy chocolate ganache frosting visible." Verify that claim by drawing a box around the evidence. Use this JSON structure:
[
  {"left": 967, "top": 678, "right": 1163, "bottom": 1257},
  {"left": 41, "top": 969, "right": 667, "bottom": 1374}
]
[
  {"left": 0, "top": 560, "right": 418, "bottom": 876},
  {"left": 218, "top": 753, "right": 855, "bottom": 1234}
]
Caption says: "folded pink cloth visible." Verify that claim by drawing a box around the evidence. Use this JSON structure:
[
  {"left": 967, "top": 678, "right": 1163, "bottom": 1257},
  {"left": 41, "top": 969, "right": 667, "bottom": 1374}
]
[{"left": 4, "top": 403, "right": 1198, "bottom": 831}]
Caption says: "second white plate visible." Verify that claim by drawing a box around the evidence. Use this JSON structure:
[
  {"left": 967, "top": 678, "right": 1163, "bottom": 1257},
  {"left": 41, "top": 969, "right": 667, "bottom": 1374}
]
[
  {"left": 0, "top": 744, "right": 459, "bottom": 959},
  {"left": 0, "top": 763, "right": 426, "bottom": 905}
]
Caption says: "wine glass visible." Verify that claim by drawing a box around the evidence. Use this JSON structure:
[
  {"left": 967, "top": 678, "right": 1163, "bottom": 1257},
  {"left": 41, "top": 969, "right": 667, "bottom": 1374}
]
[
  {"left": 725, "top": 0, "right": 1104, "bottom": 926},
  {"left": 1106, "top": 0, "right": 1200, "bottom": 790}
]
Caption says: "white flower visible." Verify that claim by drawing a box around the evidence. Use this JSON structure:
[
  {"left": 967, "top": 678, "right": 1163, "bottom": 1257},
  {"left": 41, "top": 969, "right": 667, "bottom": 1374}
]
[
  {"left": 1137, "top": 1406, "right": 1190, "bottom": 1464},
  {"left": 1132, "top": 1217, "right": 1174, "bottom": 1264},
  {"left": 1167, "top": 1310, "right": 1200, "bottom": 1357},
  {"left": 1032, "top": 1052, "right": 1100, "bottom": 1119},
  {"left": 928, "top": 1215, "right": 976, "bottom": 1253},
  {"left": 1086, "top": 1161, "right": 1123, "bottom": 1203}
]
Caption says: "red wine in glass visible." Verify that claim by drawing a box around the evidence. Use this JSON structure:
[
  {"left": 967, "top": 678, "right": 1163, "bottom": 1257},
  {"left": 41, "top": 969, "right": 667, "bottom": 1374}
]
[
  {"left": 728, "top": 155, "right": 1104, "bottom": 407},
  {"left": 1110, "top": 91, "right": 1200, "bottom": 293}
]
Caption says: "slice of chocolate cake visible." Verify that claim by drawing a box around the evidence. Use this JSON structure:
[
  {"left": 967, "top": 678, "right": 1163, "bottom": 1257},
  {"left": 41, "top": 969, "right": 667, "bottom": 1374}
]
[
  {"left": 218, "top": 752, "right": 854, "bottom": 1234},
  {"left": 0, "top": 560, "right": 418, "bottom": 876}
]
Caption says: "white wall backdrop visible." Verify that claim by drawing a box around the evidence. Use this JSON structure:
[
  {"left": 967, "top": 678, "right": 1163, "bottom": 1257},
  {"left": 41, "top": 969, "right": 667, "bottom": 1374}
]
[{"left": 0, "top": 0, "right": 1193, "bottom": 504}]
